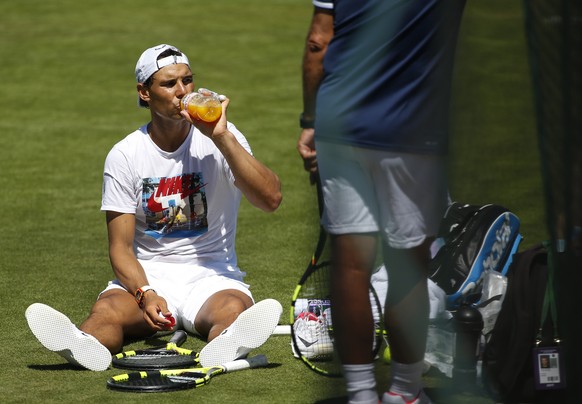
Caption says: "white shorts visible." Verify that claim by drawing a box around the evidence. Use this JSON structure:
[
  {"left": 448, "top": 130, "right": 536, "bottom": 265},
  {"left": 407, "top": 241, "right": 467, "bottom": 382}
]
[
  {"left": 315, "top": 141, "right": 449, "bottom": 249},
  {"left": 100, "top": 260, "right": 253, "bottom": 336}
]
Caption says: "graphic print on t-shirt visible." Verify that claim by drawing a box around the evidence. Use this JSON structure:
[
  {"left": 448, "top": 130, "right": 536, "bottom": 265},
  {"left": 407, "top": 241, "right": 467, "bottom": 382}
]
[{"left": 142, "top": 172, "right": 208, "bottom": 239}]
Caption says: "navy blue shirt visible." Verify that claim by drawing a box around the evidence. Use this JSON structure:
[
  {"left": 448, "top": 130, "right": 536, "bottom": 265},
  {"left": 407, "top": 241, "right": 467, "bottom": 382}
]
[{"left": 315, "top": 0, "right": 466, "bottom": 154}]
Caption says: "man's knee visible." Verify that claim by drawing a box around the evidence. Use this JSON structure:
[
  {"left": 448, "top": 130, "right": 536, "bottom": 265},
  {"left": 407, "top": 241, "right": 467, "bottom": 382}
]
[
  {"left": 196, "top": 290, "right": 253, "bottom": 338},
  {"left": 208, "top": 290, "right": 253, "bottom": 318},
  {"left": 89, "top": 290, "right": 136, "bottom": 324},
  {"left": 220, "top": 292, "right": 253, "bottom": 315}
]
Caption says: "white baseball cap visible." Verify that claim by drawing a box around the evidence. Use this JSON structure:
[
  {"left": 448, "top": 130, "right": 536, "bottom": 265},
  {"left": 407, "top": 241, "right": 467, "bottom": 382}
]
[{"left": 135, "top": 44, "right": 190, "bottom": 84}]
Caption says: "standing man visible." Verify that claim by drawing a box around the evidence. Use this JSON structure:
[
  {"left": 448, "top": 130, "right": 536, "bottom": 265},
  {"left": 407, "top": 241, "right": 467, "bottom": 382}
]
[
  {"left": 297, "top": 2, "right": 465, "bottom": 403},
  {"left": 27, "top": 44, "right": 283, "bottom": 371}
]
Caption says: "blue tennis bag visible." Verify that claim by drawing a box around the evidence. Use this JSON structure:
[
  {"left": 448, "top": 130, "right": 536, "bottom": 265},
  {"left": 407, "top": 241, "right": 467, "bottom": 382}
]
[{"left": 429, "top": 202, "right": 522, "bottom": 310}]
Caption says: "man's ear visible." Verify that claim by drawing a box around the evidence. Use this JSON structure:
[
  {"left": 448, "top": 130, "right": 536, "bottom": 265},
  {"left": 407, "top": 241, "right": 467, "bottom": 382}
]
[{"left": 137, "top": 83, "right": 150, "bottom": 105}]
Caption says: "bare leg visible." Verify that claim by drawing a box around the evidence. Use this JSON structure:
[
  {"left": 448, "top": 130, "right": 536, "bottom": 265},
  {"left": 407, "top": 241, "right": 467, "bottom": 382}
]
[
  {"left": 196, "top": 291, "right": 281, "bottom": 367},
  {"left": 329, "top": 232, "right": 378, "bottom": 364},
  {"left": 383, "top": 239, "right": 432, "bottom": 364},
  {"left": 79, "top": 289, "right": 152, "bottom": 353},
  {"left": 194, "top": 289, "right": 254, "bottom": 341}
]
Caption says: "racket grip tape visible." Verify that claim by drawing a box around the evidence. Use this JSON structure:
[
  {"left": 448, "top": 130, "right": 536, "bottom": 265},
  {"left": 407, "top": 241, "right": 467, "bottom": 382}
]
[
  {"left": 223, "top": 355, "right": 268, "bottom": 372},
  {"left": 273, "top": 325, "right": 291, "bottom": 335},
  {"left": 168, "top": 330, "right": 187, "bottom": 347}
]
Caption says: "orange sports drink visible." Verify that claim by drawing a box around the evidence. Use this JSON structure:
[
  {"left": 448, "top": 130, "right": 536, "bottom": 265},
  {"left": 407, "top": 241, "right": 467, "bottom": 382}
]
[{"left": 180, "top": 92, "right": 222, "bottom": 123}]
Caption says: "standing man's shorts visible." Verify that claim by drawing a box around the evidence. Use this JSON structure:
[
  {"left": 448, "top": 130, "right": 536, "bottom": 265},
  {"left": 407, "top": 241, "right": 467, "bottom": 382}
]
[{"left": 315, "top": 140, "right": 449, "bottom": 249}]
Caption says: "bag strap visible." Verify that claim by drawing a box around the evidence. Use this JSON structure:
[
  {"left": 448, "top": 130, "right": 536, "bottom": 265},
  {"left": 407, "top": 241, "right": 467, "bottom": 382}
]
[{"left": 537, "top": 241, "right": 560, "bottom": 345}]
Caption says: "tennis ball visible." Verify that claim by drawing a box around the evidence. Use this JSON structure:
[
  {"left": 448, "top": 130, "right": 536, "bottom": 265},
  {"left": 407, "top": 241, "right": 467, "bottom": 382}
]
[{"left": 383, "top": 346, "right": 391, "bottom": 364}]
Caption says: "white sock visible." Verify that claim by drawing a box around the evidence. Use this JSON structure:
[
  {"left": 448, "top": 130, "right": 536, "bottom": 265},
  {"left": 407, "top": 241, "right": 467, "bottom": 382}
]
[
  {"left": 343, "top": 363, "right": 377, "bottom": 404},
  {"left": 388, "top": 360, "right": 424, "bottom": 400}
]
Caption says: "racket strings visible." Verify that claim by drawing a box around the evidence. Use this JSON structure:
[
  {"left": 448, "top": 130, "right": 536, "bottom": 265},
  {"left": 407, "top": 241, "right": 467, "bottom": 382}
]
[
  {"left": 292, "top": 262, "right": 385, "bottom": 376},
  {"left": 128, "top": 348, "right": 195, "bottom": 357},
  {"left": 119, "top": 354, "right": 195, "bottom": 362},
  {"left": 112, "top": 348, "right": 199, "bottom": 370},
  {"left": 166, "top": 371, "right": 207, "bottom": 383},
  {"left": 293, "top": 263, "right": 343, "bottom": 375}
]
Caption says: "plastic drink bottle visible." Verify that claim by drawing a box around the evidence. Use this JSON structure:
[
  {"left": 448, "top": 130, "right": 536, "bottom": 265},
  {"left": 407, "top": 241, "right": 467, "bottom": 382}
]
[{"left": 180, "top": 90, "right": 222, "bottom": 123}]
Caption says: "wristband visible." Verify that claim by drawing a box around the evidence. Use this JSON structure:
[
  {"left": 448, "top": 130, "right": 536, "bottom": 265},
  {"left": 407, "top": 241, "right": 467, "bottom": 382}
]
[
  {"left": 135, "top": 286, "right": 156, "bottom": 308},
  {"left": 299, "top": 113, "right": 315, "bottom": 129}
]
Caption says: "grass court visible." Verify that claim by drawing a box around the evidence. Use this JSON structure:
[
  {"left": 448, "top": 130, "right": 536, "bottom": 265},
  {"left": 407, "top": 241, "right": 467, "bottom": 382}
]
[{"left": 0, "top": 1, "right": 542, "bottom": 402}]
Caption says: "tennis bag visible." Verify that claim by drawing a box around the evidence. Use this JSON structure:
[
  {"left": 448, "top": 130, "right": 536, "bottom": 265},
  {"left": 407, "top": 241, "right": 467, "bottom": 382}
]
[
  {"left": 481, "top": 243, "right": 566, "bottom": 403},
  {"left": 429, "top": 202, "right": 522, "bottom": 310}
]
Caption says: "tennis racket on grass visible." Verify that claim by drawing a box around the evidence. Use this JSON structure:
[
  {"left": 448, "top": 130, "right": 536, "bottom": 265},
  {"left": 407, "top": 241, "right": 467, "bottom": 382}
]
[
  {"left": 107, "top": 354, "right": 269, "bottom": 392},
  {"left": 290, "top": 178, "right": 384, "bottom": 377},
  {"left": 112, "top": 330, "right": 199, "bottom": 370}
]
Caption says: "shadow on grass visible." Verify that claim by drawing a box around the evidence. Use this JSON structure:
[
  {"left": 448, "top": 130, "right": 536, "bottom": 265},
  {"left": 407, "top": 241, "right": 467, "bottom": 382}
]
[{"left": 28, "top": 363, "right": 86, "bottom": 371}]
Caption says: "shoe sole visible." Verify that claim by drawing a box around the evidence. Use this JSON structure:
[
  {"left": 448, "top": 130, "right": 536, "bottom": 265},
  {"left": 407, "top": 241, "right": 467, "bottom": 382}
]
[
  {"left": 199, "top": 299, "right": 282, "bottom": 367},
  {"left": 25, "top": 303, "right": 111, "bottom": 371},
  {"left": 301, "top": 345, "right": 334, "bottom": 360},
  {"left": 382, "top": 390, "right": 433, "bottom": 404},
  {"left": 291, "top": 333, "right": 334, "bottom": 360}
]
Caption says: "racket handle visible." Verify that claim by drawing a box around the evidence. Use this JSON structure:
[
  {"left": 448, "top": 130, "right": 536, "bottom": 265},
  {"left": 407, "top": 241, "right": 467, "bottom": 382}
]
[
  {"left": 223, "top": 355, "right": 269, "bottom": 372},
  {"left": 169, "top": 330, "right": 187, "bottom": 347},
  {"left": 273, "top": 325, "right": 291, "bottom": 335}
]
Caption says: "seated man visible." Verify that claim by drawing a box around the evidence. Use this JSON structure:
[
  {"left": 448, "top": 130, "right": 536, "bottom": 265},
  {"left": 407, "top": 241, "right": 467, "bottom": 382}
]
[{"left": 26, "top": 44, "right": 283, "bottom": 371}]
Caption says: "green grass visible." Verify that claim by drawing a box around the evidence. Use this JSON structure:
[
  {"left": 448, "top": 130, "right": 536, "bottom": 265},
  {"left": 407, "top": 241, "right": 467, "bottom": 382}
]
[
  {"left": 0, "top": 1, "right": 544, "bottom": 403},
  {"left": 449, "top": 0, "right": 544, "bottom": 249}
]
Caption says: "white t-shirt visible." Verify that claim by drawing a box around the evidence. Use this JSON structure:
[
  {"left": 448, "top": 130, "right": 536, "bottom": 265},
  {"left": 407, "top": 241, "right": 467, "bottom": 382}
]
[{"left": 101, "top": 122, "right": 251, "bottom": 275}]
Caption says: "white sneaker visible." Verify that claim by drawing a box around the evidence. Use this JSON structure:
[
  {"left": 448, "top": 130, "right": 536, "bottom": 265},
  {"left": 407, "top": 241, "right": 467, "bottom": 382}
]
[
  {"left": 291, "top": 311, "right": 333, "bottom": 359},
  {"left": 381, "top": 390, "right": 433, "bottom": 404},
  {"left": 199, "top": 299, "right": 282, "bottom": 367},
  {"left": 25, "top": 303, "right": 111, "bottom": 371}
]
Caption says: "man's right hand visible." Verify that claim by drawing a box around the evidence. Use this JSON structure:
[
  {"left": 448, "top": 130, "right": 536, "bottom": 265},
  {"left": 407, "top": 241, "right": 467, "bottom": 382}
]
[
  {"left": 141, "top": 293, "right": 175, "bottom": 331},
  {"left": 297, "top": 128, "right": 318, "bottom": 184}
]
